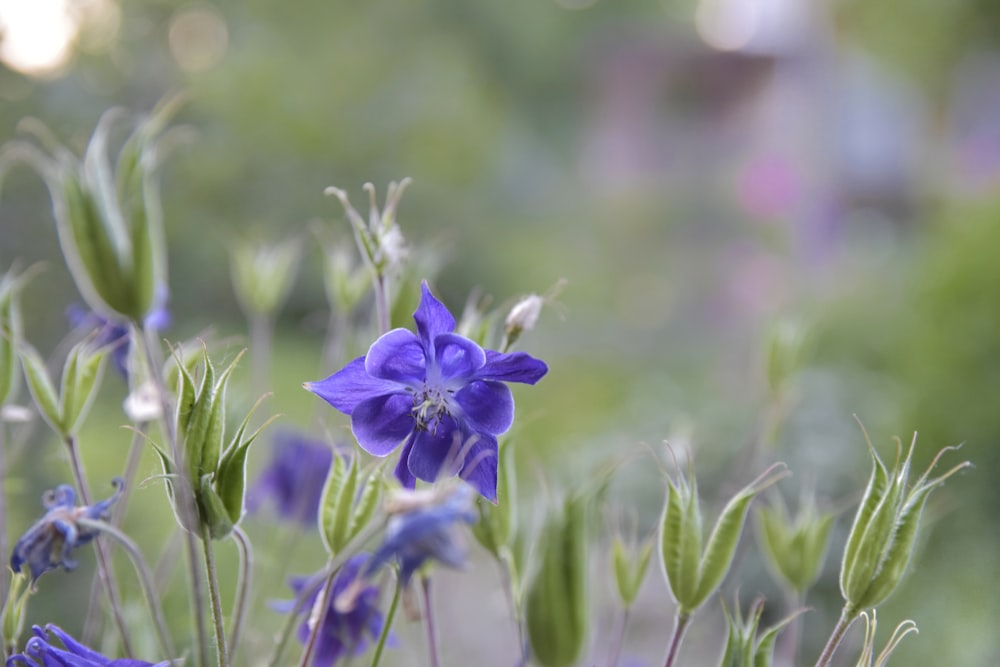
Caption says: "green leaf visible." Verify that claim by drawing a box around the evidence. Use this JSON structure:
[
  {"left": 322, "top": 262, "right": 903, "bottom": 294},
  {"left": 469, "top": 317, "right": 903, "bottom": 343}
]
[{"left": 18, "top": 343, "right": 64, "bottom": 436}]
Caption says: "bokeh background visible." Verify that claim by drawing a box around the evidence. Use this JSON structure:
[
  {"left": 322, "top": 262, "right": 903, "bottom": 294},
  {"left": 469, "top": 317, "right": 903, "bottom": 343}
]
[{"left": 2, "top": 0, "right": 999, "bottom": 665}]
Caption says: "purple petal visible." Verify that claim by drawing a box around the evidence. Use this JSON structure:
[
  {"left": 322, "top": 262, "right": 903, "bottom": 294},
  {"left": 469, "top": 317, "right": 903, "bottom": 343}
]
[
  {"left": 413, "top": 281, "right": 455, "bottom": 350},
  {"left": 405, "top": 415, "right": 465, "bottom": 483},
  {"left": 477, "top": 350, "right": 548, "bottom": 385},
  {"left": 433, "top": 333, "right": 486, "bottom": 383},
  {"left": 307, "top": 357, "right": 404, "bottom": 414},
  {"left": 458, "top": 436, "right": 498, "bottom": 503},
  {"left": 394, "top": 436, "right": 418, "bottom": 488},
  {"left": 365, "top": 329, "right": 426, "bottom": 384},
  {"left": 454, "top": 380, "right": 514, "bottom": 435},
  {"left": 351, "top": 394, "right": 414, "bottom": 456}
]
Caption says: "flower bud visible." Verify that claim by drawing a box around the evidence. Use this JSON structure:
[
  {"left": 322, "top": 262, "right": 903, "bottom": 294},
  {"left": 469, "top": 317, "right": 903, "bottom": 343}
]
[
  {"left": 719, "top": 594, "right": 802, "bottom": 667},
  {"left": 229, "top": 237, "right": 302, "bottom": 318},
  {"left": 756, "top": 493, "right": 834, "bottom": 595},
  {"left": 18, "top": 339, "right": 106, "bottom": 439},
  {"left": 611, "top": 534, "right": 653, "bottom": 609},
  {"left": 839, "top": 430, "right": 970, "bottom": 613},
  {"left": 765, "top": 319, "right": 805, "bottom": 399},
  {"left": 318, "top": 452, "right": 383, "bottom": 556},
  {"left": 320, "top": 239, "right": 370, "bottom": 314}
]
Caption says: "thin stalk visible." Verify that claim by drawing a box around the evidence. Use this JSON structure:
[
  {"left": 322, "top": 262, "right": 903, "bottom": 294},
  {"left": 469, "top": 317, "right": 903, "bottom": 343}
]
[
  {"left": 497, "top": 549, "right": 525, "bottom": 667},
  {"left": 135, "top": 323, "right": 209, "bottom": 667},
  {"left": 368, "top": 575, "right": 401, "bottom": 667},
  {"left": 777, "top": 590, "right": 805, "bottom": 667},
  {"left": 77, "top": 518, "right": 176, "bottom": 659},
  {"left": 249, "top": 312, "right": 273, "bottom": 394},
  {"left": 607, "top": 608, "right": 631, "bottom": 667},
  {"left": 228, "top": 527, "right": 253, "bottom": 662},
  {"left": 64, "top": 435, "right": 134, "bottom": 657},
  {"left": 373, "top": 273, "right": 390, "bottom": 335},
  {"left": 662, "top": 612, "right": 690, "bottom": 667},
  {"left": 422, "top": 576, "right": 440, "bottom": 667},
  {"left": 298, "top": 564, "right": 337, "bottom": 667},
  {"left": 202, "top": 524, "right": 229, "bottom": 667},
  {"left": 0, "top": 419, "right": 9, "bottom": 606},
  {"left": 814, "top": 606, "right": 856, "bottom": 667}
]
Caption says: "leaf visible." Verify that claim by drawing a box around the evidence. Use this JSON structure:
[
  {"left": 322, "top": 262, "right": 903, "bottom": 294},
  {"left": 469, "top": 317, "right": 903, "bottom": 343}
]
[{"left": 18, "top": 343, "right": 63, "bottom": 436}]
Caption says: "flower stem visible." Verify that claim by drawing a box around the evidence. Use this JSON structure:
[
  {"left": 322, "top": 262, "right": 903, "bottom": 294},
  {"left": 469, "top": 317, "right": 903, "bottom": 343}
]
[
  {"left": 0, "top": 419, "right": 9, "bottom": 607},
  {"left": 497, "top": 549, "right": 526, "bottom": 667},
  {"left": 249, "top": 312, "right": 273, "bottom": 394},
  {"left": 64, "top": 435, "right": 134, "bottom": 657},
  {"left": 373, "top": 273, "right": 391, "bottom": 335},
  {"left": 228, "top": 527, "right": 253, "bottom": 664},
  {"left": 298, "top": 562, "right": 337, "bottom": 667},
  {"left": 607, "top": 607, "right": 631, "bottom": 667},
  {"left": 201, "top": 524, "right": 229, "bottom": 667},
  {"left": 135, "top": 323, "right": 210, "bottom": 667},
  {"left": 368, "top": 575, "right": 401, "bottom": 667},
  {"left": 662, "top": 612, "right": 690, "bottom": 667},
  {"left": 77, "top": 517, "right": 176, "bottom": 659},
  {"left": 814, "top": 606, "right": 857, "bottom": 667},
  {"left": 422, "top": 575, "right": 440, "bottom": 667}
]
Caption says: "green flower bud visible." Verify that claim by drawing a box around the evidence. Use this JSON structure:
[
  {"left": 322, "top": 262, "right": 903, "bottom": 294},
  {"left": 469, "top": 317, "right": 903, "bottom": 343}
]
[
  {"left": 765, "top": 319, "right": 805, "bottom": 400},
  {"left": 854, "top": 610, "right": 918, "bottom": 667},
  {"left": 839, "top": 430, "right": 970, "bottom": 613},
  {"left": 18, "top": 339, "right": 106, "bottom": 439},
  {"left": 719, "top": 594, "right": 803, "bottom": 667},
  {"left": 525, "top": 492, "right": 589, "bottom": 667},
  {"left": 320, "top": 237, "right": 370, "bottom": 315},
  {"left": 1, "top": 572, "right": 30, "bottom": 655},
  {"left": 756, "top": 493, "right": 835, "bottom": 595},
  {"left": 611, "top": 534, "right": 653, "bottom": 609},
  {"left": 660, "top": 459, "right": 788, "bottom": 616},
  {"left": 230, "top": 237, "right": 303, "bottom": 318},
  {"left": 318, "top": 452, "right": 384, "bottom": 556}
]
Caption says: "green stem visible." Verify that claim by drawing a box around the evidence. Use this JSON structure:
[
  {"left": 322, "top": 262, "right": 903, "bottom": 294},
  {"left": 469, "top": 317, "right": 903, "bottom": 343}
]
[
  {"left": 77, "top": 517, "right": 176, "bottom": 659},
  {"left": 228, "top": 527, "right": 253, "bottom": 663},
  {"left": 422, "top": 576, "right": 440, "bottom": 667},
  {"left": 135, "top": 323, "right": 209, "bottom": 667},
  {"left": 249, "top": 312, "right": 272, "bottom": 394},
  {"left": 814, "top": 606, "right": 857, "bottom": 667},
  {"left": 497, "top": 549, "right": 525, "bottom": 666},
  {"left": 368, "top": 575, "right": 401, "bottom": 667},
  {"left": 298, "top": 564, "right": 337, "bottom": 667},
  {"left": 201, "top": 524, "right": 229, "bottom": 667},
  {"left": 607, "top": 607, "right": 630, "bottom": 667},
  {"left": 373, "top": 273, "right": 390, "bottom": 335},
  {"left": 663, "top": 612, "right": 690, "bottom": 667},
  {"left": 64, "top": 435, "right": 134, "bottom": 657}
]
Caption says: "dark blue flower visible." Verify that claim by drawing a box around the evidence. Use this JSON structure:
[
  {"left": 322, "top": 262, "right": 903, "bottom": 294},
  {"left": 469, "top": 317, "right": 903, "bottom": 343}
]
[
  {"left": 276, "top": 554, "right": 388, "bottom": 667},
  {"left": 9, "top": 479, "right": 123, "bottom": 587},
  {"left": 246, "top": 430, "right": 334, "bottom": 526},
  {"left": 366, "top": 483, "right": 477, "bottom": 586},
  {"left": 306, "top": 281, "right": 548, "bottom": 501},
  {"left": 67, "top": 295, "right": 170, "bottom": 379},
  {"left": 6, "top": 623, "right": 170, "bottom": 666}
]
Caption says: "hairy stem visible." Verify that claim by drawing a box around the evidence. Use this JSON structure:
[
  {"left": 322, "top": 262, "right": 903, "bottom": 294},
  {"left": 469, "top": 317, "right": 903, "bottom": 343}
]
[
  {"left": 814, "top": 606, "right": 857, "bottom": 667},
  {"left": 77, "top": 518, "right": 176, "bottom": 659},
  {"left": 663, "top": 612, "right": 690, "bottom": 667},
  {"left": 298, "top": 563, "right": 337, "bottom": 667},
  {"left": 228, "top": 527, "right": 253, "bottom": 663},
  {"left": 423, "top": 576, "right": 440, "bottom": 667},
  {"left": 202, "top": 524, "right": 229, "bottom": 667},
  {"left": 368, "top": 575, "right": 401, "bottom": 667},
  {"left": 65, "top": 435, "right": 134, "bottom": 657}
]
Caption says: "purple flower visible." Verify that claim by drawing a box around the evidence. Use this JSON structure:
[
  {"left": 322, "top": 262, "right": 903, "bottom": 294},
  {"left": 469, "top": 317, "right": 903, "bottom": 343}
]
[
  {"left": 67, "top": 297, "right": 170, "bottom": 379},
  {"left": 306, "top": 281, "right": 548, "bottom": 501},
  {"left": 9, "top": 479, "right": 123, "bottom": 587},
  {"left": 366, "top": 484, "right": 477, "bottom": 586},
  {"left": 246, "top": 431, "right": 334, "bottom": 527},
  {"left": 276, "top": 554, "right": 388, "bottom": 667},
  {"left": 6, "top": 624, "right": 170, "bottom": 666}
]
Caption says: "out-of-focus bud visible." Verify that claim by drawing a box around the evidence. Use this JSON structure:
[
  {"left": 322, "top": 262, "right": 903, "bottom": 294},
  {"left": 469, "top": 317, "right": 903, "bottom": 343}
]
[
  {"left": 719, "top": 594, "right": 803, "bottom": 667},
  {"left": 853, "top": 610, "right": 917, "bottom": 667},
  {"left": 324, "top": 179, "right": 411, "bottom": 278},
  {"left": 1, "top": 572, "right": 30, "bottom": 654},
  {"left": 320, "top": 238, "right": 370, "bottom": 315},
  {"left": 18, "top": 339, "right": 106, "bottom": 439},
  {"left": 659, "top": 457, "right": 788, "bottom": 616},
  {"left": 756, "top": 493, "right": 835, "bottom": 595},
  {"left": 765, "top": 319, "right": 805, "bottom": 400},
  {"left": 839, "top": 430, "right": 970, "bottom": 614},
  {"left": 611, "top": 533, "right": 653, "bottom": 609},
  {"left": 318, "top": 453, "right": 383, "bottom": 557},
  {"left": 525, "top": 492, "right": 589, "bottom": 667},
  {"left": 1, "top": 265, "right": 39, "bottom": 406},
  {"left": 500, "top": 278, "right": 565, "bottom": 351},
  {"left": 230, "top": 237, "right": 302, "bottom": 319}
]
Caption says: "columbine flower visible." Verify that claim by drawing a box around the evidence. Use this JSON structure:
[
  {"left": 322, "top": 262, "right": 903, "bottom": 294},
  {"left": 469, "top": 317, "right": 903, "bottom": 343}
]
[
  {"left": 276, "top": 554, "right": 388, "bottom": 667},
  {"left": 7, "top": 623, "right": 170, "bottom": 666},
  {"left": 9, "top": 479, "right": 123, "bottom": 587},
  {"left": 306, "top": 281, "right": 548, "bottom": 501},
  {"left": 67, "top": 295, "right": 170, "bottom": 379},
  {"left": 365, "top": 483, "right": 477, "bottom": 586},
  {"left": 246, "top": 430, "right": 334, "bottom": 527}
]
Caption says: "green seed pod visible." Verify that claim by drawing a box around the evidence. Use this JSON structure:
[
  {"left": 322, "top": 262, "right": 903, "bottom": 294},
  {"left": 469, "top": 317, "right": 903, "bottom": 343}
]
[
  {"left": 756, "top": 494, "right": 835, "bottom": 595},
  {"left": 18, "top": 343, "right": 66, "bottom": 438},
  {"left": 611, "top": 535, "right": 653, "bottom": 609},
  {"left": 58, "top": 340, "right": 107, "bottom": 436},
  {"left": 525, "top": 493, "right": 589, "bottom": 667},
  {"left": 318, "top": 453, "right": 384, "bottom": 556},
  {"left": 719, "top": 595, "right": 803, "bottom": 667},
  {"left": 230, "top": 238, "right": 303, "bottom": 318},
  {"left": 839, "top": 431, "right": 970, "bottom": 614},
  {"left": 215, "top": 395, "right": 276, "bottom": 530}
]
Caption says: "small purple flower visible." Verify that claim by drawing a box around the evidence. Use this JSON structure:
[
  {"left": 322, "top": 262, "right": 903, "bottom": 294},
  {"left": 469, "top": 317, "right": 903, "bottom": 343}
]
[
  {"left": 366, "top": 484, "right": 477, "bottom": 586},
  {"left": 67, "top": 297, "right": 170, "bottom": 379},
  {"left": 276, "top": 554, "right": 388, "bottom": 667},
  {"left": 9, "top": 479, "right": 123, "bottom": 587},
  {"left": 306, "top": 281, "right": 548, "bottom": 501},
  {"left": 246, "top": 430, "right": 334, "bottom": 527},
  {"left": 7, "top": 623, "right": 170, "bottom": 666}
]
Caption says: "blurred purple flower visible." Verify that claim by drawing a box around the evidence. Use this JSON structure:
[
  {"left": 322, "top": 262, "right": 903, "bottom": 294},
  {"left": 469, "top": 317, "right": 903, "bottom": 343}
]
[
  {"left": 276, "top": 554, "right": 388, "bottom": 667},
  {"left": 7, "top": 624, "right": 171, "bottom": 666},
  {"left": 306, "top": 281, "right": 547, "bottom": 502},
  {"left": 10, "top": 479, "right": 123, "bottom": 587},
  {"left": 246, "top": 431, "right": 333, "bottom": 527},
  {"left": 67, "top": 295, "right": 170, "bottom": 379},
  {"left": 366, "top": 484, "right": 477, "bottom": 586}
]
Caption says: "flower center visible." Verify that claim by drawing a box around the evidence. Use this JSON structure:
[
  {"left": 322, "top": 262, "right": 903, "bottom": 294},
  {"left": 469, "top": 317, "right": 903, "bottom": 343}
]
[{"left": 411, "top": 384, "right": 452, "bottom": 433}]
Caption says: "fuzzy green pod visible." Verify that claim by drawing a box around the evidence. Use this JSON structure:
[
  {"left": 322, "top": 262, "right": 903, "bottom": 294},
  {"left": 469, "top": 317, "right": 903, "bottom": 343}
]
[
  {"left": 18, "top": 343, "right": 62, "bottom": 435},
  {"left": 838, "top": 432, "right": 970, "bottom": 614},
  {"left": 719, "top": 595, "right": 802, "bottom": 667},
  {"left": 230, "top": 238, "right": 302, "bottom": 318},
  {"left": 1, "top": 572, "right": 30, "bottom": 655},
  {"left": 756, "top": 495, "right": 835, "bottom": 595},
  {"left": 525, "top": 493, "right": 589, "bottom": 667},
  {"left": 318, "top": 453, "right": 383, "bottom": 556},
  {"left": 17, "top": 341, "right": 104, "bottom": 439},
  {"left": 612, "top": 535, "right": 653, "bottom": 609}
]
